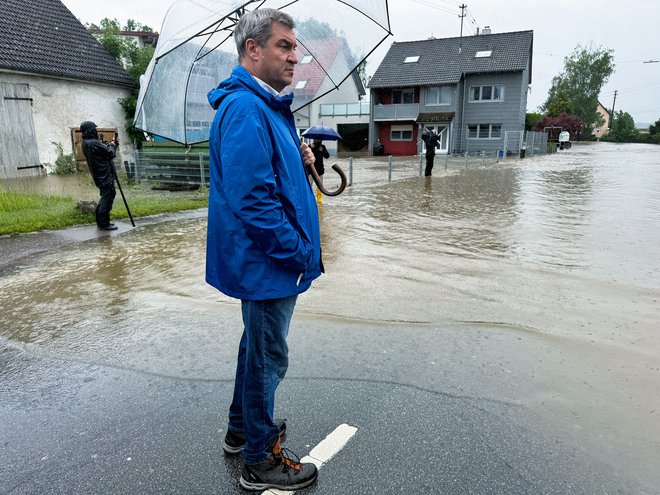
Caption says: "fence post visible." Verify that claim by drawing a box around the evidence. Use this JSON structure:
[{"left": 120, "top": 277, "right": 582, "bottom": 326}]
[
  {"left": 464, "top": 151, "right": 468, "bottom": 169},
  {"left": 198, "top": 153, "right": 205, "bottom": 186},
  {"left": 481, "top": 151, "right": 485, "bottom": 166},
  {"left": 445, "top": 152, "right": 448, "bottom": 171},
  {"left": 419, "top": 153, "right": 423, "bottom": 176},
  {"left": 349, "top": 157, "right": 353, "bottom": 186},
  {"left": 133, "top": 149, "right": 141, "bottom": 183},
  {"left": 388, "top": 155, "right": 392, "bottom": 182}
]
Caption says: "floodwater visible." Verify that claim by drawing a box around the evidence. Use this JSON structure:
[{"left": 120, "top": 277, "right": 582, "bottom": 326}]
[{"left": 1, "top": 142, "right": 659, "bottom": 489}]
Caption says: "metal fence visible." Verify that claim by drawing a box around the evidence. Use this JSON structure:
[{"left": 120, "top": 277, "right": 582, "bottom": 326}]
[
  {"left": 129, "top": 143, "right": 547, "bottom": 189},
  {"left": 129, "top": 149, "right": 210, "bottom": 187},
  {"left": 503, "top": 130, "right": 551, "bottom": 157}
]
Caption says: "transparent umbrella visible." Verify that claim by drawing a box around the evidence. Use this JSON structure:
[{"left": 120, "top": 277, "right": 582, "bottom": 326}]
[{"left": 134, "top": 0, "right": 391, "bottom": 146}]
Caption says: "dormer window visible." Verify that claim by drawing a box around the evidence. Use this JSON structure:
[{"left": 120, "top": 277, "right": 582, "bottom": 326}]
[
  {"left": 300, "top": 55, "right": 313, "bottom": 64},
  {"left": 475, "top": 50, "right": 492, "bottom": 58},
  {"left": 404, "top": 55, "right": 420, "bottom": 63}
]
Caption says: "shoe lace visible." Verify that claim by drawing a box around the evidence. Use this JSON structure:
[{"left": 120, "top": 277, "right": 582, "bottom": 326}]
[
  {"left": 272, "top": 439, "right": 303, "bottom": 472},
  {"left": 279, "top": 447, "right": 303, "bottom": 472}
]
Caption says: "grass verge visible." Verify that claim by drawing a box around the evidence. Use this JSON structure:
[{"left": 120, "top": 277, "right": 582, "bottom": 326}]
[{"left": 0, "top": 187, "right": 208, "bottom": 236}]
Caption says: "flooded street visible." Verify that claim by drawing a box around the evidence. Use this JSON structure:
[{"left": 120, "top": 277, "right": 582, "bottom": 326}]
[{"left": 1, "top": 141, "right": 659, "bottom": 492}]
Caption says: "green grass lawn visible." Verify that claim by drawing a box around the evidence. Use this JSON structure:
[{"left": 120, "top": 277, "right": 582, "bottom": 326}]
[{"left": 0, "top": 183, "right": 209, "bottom": 236}]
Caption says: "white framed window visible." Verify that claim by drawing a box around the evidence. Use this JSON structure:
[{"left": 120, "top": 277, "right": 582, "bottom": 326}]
[
  {"left": 295, "top": 80, "right": 308, "bottom": 89},
  {"left": 469, "top": 85, "right": 504, "bottom": 102},
  {"left": 390, "top": 124, "right": 413, "bottom": 141},
  {"left": 300, "top": 54, "right": 313, "bottom": 64},
  {"left": 475, "top": 50, "right": 492, "bottom": 58},
  {"left": 467, "top": 124, "right": 502, "bottom": 139},
  {"left": 404, "top": 55, "right": 420, "bottom": 63},
  {"left": 392, "top": 89, "right": 414, "bottom": 104},
  {"left": 426, "top": 86, "right": 452, "bottom": 105}
]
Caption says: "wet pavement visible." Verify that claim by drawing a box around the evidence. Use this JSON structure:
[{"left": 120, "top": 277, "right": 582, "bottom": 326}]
[{"left": 1, "top": 143, "right": 659, "bottom": 494}]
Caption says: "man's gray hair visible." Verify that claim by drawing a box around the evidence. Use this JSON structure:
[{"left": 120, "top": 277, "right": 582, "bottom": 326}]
[{"left": 234, "top": 8, "right": 295, "bottom": 60}]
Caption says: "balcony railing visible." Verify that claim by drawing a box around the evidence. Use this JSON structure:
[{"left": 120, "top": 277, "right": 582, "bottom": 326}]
[
  {"left": 373, "top": 103, "right": 420, "bottom": 121},
  {"left": 319, "top": 102, "right": 370, "bottom": 117}
]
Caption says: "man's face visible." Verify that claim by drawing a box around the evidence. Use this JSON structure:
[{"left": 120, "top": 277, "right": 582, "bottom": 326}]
[{"left": 252, "top": 21, "right": 298, "bottom": 92}]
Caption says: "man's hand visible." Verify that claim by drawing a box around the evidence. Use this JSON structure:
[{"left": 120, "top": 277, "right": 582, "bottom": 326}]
[{"left": 300, "top": 143, "right": 315, "bottom": 165}]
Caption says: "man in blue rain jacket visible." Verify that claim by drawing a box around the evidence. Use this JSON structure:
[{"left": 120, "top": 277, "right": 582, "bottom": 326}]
[{"left": 205, "top": 8, "right": 321, "bottom": 493}]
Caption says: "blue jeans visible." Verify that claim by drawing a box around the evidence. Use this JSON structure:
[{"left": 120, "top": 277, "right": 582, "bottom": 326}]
[{"left": 228, "top": 295, "right": 298, "bottom": 464}]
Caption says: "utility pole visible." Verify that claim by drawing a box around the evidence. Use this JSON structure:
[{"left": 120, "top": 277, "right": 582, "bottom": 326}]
[
  {"left": 609, "top": 90, "right": 617, "bottom": 130},
  {"left": 458, "top": 4, "right": 467, "bottom": 53},
  {"left": 459, "top": 4, "right": 467, "bottom": 38}
]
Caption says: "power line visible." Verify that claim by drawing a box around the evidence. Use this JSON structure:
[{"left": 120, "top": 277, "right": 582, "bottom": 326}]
[{"left": 410, "top": 0, "right": 459, "bottom": 16}]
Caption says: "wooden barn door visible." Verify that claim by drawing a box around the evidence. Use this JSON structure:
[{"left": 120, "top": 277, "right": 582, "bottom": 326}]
[{"left": 0, "top": 82, "right": 41, "bottom": 178}]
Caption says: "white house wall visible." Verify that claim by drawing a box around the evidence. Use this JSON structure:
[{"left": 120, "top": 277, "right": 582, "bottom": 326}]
[
  {"left": 0, "top": 72, "right": 131, "bottom": 171},
  {"left": 300, "top": 57, "right": 367, "bottom": 156}
]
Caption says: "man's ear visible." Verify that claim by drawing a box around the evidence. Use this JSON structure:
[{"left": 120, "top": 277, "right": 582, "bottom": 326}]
[{"left": 245, "top": 38, "right": 260, "bottom": 61}]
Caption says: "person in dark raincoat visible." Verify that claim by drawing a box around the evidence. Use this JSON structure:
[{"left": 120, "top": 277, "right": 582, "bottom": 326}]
[
  {"left": 421, "top": 130, "right": 441, "bottom": 176},
  {"left": 80, "top": 121, "right": 118, "bottom": 230},
  {"left": 310, "top": 139, "right": 329, "bottom": 181},
  {"left": 205, "top": 8, "right": 320, "bottom": 493}
]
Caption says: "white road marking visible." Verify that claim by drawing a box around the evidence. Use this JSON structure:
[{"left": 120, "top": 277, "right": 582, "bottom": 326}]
[{"left": 262, "top": 423, "right": 358, "bottom": 495}]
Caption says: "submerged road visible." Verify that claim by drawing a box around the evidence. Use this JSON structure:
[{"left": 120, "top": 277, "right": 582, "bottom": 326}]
[
  {"left": 2, "top": 145, "right": 660, "bottom": 493},
  {"left": 0, "top": 216, "right": 654, "bottom": 494}
]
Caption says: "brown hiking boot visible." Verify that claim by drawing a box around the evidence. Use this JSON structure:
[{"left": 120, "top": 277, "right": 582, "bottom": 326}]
[{"left": 239, "top": 435, "right": 318, "bottom": 491}]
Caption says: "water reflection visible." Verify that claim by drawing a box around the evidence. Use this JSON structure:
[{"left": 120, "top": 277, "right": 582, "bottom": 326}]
[{"left": 2, "top": 143, "right": 659, "bottom": 342}]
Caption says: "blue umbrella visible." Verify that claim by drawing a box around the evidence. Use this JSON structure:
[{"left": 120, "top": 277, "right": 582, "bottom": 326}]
[{"left": 302, "top": 125, "right": 342, "bottom": 141}]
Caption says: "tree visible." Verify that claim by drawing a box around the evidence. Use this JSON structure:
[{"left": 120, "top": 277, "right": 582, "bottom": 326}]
[
  {"left": 93, "top": 18, "right": 155, "bottom": 146},
  {"left": 649, "top": 119, "right": 660, "bottom": 136},
  {"left": 297, "top": 19, "right": 336, "bottom": 39},
  {"left": 541, "top": 43, "right": 615, "bottom": 137},
  {"left": 525, "top": 112, "right": 543, "bottom": 130},
  {"left": 533, "top": 113, "right": 585, "bottom": 138},
  {"left": 98, "top": 18, "right": 128, "bottom": 61},
  {"left": 649, "top": 118, "right": 660, "bottom": 144},
  {"left": 603, "top": 111, "right": 639, "bottom": 142}
]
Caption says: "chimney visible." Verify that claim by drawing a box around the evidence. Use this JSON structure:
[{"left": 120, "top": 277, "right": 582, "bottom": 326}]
[{"left": 482, "top": 26, "right": 491, "bottom": 35}]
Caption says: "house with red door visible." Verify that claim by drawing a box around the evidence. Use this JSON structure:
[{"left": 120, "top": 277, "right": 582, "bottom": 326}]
[{"left": 368, "top": 28, "right": 533, "bottom": 157}]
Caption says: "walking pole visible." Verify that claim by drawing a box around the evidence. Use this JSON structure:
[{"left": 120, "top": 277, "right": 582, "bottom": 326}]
[{"left": 111, "top": 133, "right": 136, "bottom": 227}]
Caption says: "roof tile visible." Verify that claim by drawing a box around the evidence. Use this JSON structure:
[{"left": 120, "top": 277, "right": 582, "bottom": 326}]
[
  {"left": 369, "top": 30, "right": 533, "bottom": 89},
  {"left": 0, "top": 0, "right": 135, "bottom": 88}
]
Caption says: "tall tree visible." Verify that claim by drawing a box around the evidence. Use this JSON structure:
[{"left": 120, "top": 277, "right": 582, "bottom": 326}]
[
  {"left": 542, "top": 43, "right": 615, "bottom": 136},
  {"left": 93, "top": 18, "right": 155, "bottom": 145},
  {"left": 604, "top": 111, "right": 638, "bottom": 142}
]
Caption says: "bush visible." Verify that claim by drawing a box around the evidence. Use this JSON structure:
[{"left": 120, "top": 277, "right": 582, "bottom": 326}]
[{"left": 52, "top": 142, "right": 79, "bottom": 174}]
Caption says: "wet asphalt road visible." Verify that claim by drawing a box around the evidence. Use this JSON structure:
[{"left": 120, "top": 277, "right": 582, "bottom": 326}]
[{"left": 0, "top": 213, "right": 656, "bottom": 495}]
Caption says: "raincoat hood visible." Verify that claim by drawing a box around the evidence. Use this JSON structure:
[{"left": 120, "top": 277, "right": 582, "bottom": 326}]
[
  {"left": 80, "top": 121, "right": 99, "bottom": 139},
  {"left": 208, "top": 65, "right": 294, "bottom": 112}
]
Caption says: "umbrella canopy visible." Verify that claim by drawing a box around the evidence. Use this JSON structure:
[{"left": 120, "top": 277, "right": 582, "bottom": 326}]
[
  {"left": 302, "top": 125, "right": 342, "bottom": 141},
  {"left": 134, "top": 0, "right": 391, "bottom": 145}
]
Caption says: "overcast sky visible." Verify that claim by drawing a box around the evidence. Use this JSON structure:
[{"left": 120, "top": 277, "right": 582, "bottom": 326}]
[{"left": 61, "top": 0, "right": 660, "bottom": 125}]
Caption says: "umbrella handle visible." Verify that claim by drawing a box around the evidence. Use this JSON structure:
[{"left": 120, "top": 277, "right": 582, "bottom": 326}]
[{"left": 308, "top": 162, "right": 347, "bottom": 197}]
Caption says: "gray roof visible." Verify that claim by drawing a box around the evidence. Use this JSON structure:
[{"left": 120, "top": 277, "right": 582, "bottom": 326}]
[
  {"left": 369, "top": 30, "right": 533, "bottom": 89},
  {"left": 0, "top": 0, "right": 135, "bottom": 88}
]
